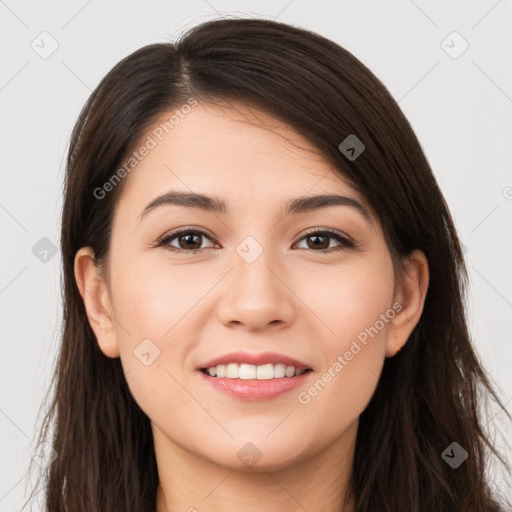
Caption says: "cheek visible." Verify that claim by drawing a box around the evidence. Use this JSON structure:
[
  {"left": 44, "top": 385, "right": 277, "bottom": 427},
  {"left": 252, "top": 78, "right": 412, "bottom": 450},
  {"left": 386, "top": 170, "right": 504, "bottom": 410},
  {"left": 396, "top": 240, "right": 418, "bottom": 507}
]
[
  {"left": 109, "top": 253, "right": 200, "bottom": 339},
  {"left": 307, "top": 253, "right": 395, "bottom": 343},
  {"left": 296, "top": 254, "right": 394, "bottom": 417},
  {"left": 108, "top": 254, "right": 205, "bottom": 413}
]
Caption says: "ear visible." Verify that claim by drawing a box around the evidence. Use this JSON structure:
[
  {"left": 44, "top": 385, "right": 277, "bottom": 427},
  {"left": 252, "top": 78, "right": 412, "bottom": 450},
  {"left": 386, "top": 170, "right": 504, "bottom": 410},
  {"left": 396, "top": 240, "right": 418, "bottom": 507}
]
[
  {"left": 74, "top": 247, "right": 120, "bottom": 358},
  {"left": 385, "top": 249, "right": 429, "bottom": 358}
]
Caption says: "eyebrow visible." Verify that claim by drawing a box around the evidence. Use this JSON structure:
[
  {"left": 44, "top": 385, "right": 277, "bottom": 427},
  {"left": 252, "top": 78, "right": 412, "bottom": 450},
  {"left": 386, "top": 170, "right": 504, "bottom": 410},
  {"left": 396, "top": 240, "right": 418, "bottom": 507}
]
[{"left": 139, "top": 191, "right": 370, "bottom": 222}]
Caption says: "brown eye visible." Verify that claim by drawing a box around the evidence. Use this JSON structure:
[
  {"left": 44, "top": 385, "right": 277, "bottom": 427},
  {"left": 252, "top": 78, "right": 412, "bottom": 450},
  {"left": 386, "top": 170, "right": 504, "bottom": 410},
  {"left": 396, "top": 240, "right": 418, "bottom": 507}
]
[
  {"left": 155, "top": 227, "right": 355, "bottom": 255},
  {"left": 295, "top": 229, "right": 354, "bottom": 252},
  {"left": 156, "top": 229, "right": 215, "bottom": 253},
  {"left": 174, "top": 232, "right": 204, "bottom": 250}
]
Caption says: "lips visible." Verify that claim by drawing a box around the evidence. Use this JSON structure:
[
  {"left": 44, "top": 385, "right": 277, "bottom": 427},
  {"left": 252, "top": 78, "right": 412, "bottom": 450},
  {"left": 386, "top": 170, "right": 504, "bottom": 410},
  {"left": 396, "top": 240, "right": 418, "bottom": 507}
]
[
  {"left": 199, "top": 368, "right": 311, "bottom": 400},
  {"left": 198, "top": 351, "right": 312, "bottom": 371}
]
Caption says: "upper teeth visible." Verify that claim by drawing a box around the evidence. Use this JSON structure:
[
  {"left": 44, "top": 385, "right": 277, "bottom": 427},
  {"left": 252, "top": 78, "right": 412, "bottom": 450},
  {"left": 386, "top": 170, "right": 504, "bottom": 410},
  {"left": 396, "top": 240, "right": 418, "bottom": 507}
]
[{"left": 205, "top": 363, "right": 306, "bottom": 379}]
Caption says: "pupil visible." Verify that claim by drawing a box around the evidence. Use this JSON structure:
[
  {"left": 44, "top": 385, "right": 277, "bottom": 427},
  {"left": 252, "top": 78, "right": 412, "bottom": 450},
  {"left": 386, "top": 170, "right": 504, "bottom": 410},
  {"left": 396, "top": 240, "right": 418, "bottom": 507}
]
[
  {"left": 177, "top": 233, "right": 331, "bottom": 251},
  {"left": 181, "top": 233, "right": 201, "bottom": 250},
  {"left": 309, "top": 234, "right": 328, "bottom": 250}
]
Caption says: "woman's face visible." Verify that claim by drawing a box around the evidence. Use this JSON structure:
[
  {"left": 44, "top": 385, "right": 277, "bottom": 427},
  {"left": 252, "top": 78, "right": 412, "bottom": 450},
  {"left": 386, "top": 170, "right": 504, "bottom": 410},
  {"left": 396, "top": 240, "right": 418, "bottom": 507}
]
[{"left": 79, "top": 101, "right": 424, "bottom": 472}]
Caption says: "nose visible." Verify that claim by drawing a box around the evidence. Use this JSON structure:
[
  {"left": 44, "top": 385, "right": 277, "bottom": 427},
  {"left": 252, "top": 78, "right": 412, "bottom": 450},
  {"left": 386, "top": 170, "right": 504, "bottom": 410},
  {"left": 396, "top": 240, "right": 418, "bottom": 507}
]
[{"left": 216, "top": 247, "right": 296, "bottom": 331}]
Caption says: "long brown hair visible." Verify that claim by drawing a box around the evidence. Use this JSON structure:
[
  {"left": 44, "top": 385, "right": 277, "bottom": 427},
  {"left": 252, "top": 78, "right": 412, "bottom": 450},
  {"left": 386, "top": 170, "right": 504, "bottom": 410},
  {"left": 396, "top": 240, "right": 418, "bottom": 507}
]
[{"left": 25, "top": 17, "right": 510, "bottom": 511}]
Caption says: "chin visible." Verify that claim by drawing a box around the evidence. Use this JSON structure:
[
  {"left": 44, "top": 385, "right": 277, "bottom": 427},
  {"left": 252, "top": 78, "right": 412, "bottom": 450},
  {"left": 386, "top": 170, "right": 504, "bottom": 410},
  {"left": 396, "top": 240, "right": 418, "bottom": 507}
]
[{"left": 198, "top": 436, "right": 308, "bottom": 473}]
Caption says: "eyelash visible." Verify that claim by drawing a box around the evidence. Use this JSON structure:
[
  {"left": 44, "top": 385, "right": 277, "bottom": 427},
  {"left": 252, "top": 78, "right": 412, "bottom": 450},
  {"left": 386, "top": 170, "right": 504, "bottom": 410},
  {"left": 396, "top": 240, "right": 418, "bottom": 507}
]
[{"left": 153, "top": 227, "right": 356, "bottom": 255}]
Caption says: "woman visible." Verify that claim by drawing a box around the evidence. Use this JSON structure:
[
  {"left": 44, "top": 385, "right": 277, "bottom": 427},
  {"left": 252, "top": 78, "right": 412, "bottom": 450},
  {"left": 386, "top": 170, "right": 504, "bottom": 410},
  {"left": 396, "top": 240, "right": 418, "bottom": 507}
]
[{"left": 26, "top": 17, "right": 510, "bottom": 512}]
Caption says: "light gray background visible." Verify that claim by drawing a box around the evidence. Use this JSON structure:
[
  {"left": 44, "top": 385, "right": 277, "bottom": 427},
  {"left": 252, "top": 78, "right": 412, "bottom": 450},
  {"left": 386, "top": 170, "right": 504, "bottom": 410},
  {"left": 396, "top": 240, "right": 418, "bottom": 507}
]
[{"left": 1, "top": 1, "right": 511, "bottom": 510}]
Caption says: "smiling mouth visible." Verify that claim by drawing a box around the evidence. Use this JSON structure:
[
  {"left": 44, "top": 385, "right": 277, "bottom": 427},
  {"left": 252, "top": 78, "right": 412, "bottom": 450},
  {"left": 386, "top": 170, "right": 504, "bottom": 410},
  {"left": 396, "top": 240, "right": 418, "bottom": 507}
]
[{"left": 200, "top": 363, "right": 313, "bottom": 380}]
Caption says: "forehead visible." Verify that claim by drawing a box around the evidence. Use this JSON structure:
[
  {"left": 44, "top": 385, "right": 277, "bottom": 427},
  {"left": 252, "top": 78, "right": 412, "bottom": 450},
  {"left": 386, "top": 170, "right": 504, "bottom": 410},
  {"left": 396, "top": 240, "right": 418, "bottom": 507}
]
[{"left": 115, "top": 100, "right": 370, "bottom": 217}]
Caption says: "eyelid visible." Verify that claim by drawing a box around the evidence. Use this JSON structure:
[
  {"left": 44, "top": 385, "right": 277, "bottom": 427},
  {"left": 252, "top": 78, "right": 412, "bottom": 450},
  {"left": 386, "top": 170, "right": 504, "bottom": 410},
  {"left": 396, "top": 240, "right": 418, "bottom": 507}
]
[
  {"left": 153, "top": 226, "right": 217, "bottom": 248},
  {"left": 296, "top": 227, "right": 354, "bottom": 246},
  {"left": 154, "top": 226, "right": 356, "bottom": 252}
]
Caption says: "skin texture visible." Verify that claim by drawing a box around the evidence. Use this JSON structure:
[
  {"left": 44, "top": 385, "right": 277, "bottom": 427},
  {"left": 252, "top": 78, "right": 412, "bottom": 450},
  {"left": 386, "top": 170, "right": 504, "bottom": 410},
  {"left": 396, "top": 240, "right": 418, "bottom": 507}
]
[{"left": 74, "top": 102, "right": 429, "bottom": 512}]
